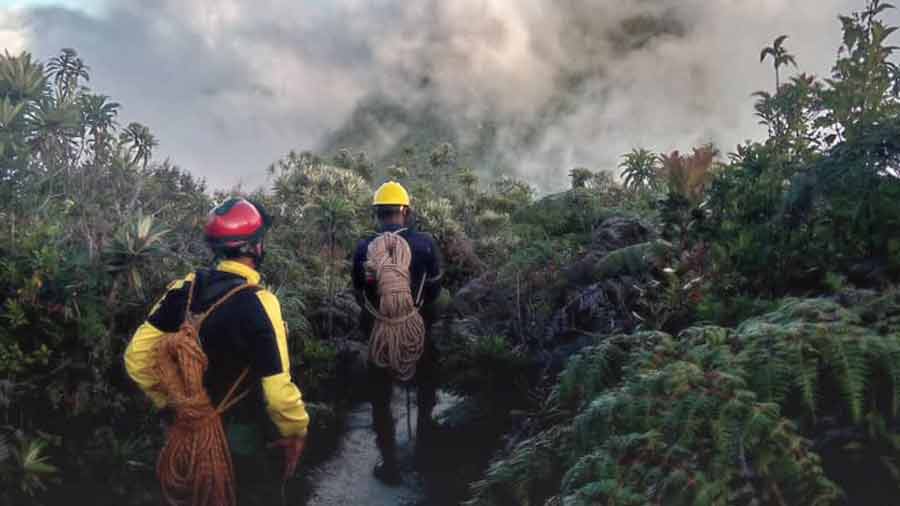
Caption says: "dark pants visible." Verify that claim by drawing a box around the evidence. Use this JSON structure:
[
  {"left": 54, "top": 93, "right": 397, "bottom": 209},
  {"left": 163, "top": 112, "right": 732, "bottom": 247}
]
[
  {"left": 230, "top": 426, "right": 285, "bottom": 506},
  {"left": 368, "top": 337, "right": 439, "bottom": 468},
  {"left": 232, "top": 453, "right": 277, "bottom": 506}
]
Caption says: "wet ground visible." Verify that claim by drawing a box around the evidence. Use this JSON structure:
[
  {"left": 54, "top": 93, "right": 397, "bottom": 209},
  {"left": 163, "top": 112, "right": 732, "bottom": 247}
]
[{"left": 303, "top": 388, "right": 459, "bottom": 506}]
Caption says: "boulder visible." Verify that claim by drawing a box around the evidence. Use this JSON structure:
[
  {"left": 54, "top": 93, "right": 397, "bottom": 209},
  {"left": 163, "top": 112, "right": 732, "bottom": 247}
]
[
  {"left": 563, "top": 212, "right": 668, "bottom": 290},
  {"left": 311, "top": 289, "right": 362, "bottom": 340},
  {"left": 591, "top": 215, "right": 656, "bottom": 255},
  {"left": 450, "top": 272, "right": 505, "bottom": 318},
  {"left": 544, "top": 276, "right": 645, "bottom": 343},
  {"left": 431, "top": 317, "right": 491, "bottom": 354},
  {"left": 847, "top": 257, "right": 890, "bottom": 288}
]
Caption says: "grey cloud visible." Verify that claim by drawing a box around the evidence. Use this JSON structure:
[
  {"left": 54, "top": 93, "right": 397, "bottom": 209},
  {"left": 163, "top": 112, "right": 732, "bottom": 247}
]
[{"left": 6, "top": 0, "right": 898, "bottom": 192}]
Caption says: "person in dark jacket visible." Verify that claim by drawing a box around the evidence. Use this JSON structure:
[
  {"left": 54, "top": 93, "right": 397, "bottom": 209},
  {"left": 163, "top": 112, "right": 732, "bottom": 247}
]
[
  {"left": 352, "top": 181, "right": 443, "bottom": 485},
  {"left": 125, "top": 197, "right": 308, "bottom": 504}
]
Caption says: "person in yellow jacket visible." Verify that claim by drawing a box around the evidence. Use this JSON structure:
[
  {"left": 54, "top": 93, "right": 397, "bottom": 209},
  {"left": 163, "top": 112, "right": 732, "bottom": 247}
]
[{"left": 125, "top": 197, "right": 308, "bottom": 503}]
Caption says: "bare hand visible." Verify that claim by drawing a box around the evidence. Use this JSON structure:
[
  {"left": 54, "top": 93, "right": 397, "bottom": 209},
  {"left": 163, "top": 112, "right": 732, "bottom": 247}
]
[{"left": 267, "top": 436, "right": 306, "bottom": 480}]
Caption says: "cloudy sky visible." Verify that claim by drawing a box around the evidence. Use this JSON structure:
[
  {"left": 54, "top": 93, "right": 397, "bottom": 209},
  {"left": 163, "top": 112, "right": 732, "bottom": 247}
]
[{"left": 1, "top": 0, "right": 893, "bottom": 192}]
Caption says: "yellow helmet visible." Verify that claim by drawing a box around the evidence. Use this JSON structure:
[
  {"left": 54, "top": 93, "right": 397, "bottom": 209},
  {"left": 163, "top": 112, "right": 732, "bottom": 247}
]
[{"left": 373, "top": 181, "right": 410, "bottom": 206}]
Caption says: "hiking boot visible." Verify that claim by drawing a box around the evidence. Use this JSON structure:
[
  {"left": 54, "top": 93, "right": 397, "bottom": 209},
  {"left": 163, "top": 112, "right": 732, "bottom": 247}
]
[
  {"left": 413, "top": 419, "right": 441, "bottom": 471},
  {"left": 413, "top": 445, "right": 431, "bottom": 471},
  {"left": 373, "top": 460, "right": 402, "bottom": 486}
]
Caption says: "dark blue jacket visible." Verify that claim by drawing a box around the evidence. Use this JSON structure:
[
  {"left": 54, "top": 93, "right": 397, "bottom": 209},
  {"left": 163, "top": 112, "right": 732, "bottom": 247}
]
[{"left": 352, "top": 225, "right": 442, "bottom": 333}]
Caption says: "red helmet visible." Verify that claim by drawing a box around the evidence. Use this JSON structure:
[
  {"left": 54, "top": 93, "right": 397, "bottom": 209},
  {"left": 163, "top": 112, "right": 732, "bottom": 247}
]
[{"left": 205, "top": 197, "right": 270, "bottom": 253}]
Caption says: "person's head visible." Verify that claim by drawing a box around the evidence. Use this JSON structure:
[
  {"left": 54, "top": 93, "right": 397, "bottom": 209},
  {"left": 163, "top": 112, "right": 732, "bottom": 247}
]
[
  {"left": 204, "top": 197, "right": 272, "bottom": 268},
  {"left": 372, "top": 181, "right": 411, "bottom": 227}
]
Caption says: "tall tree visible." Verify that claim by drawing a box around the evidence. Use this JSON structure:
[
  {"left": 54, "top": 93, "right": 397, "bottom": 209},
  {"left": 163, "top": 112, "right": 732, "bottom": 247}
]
[
  {"left": 760, "top": 35, "right": 797, "bottom": 91},
  {"left": 0, "top": 51, "right": 47, "bottom": 104},
  {"left": 619, "top": 148, "right": 660, "bottom": 192},
  {"left": 820, "top": 0, "right": 900, "bottom": 141},
  {"left": 569, "top": 167, "right": 594, "bottom": 189},
  {"left": 120, "top": 122, "right": 157, "bottom": 170},
  {"left": 46, "top": 48, "right": 89, "bottom": 104},
  {"left": 80, "top": 93, "right": 120, "bottom": 160}
]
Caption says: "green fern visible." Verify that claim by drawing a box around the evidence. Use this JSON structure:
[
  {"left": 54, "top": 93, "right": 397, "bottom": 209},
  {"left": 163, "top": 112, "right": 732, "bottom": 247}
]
[
  {"left": 557, "top": 339, "right": 626, "bottom": 410},
  {"left": 737, "top": 298, "right": 900, "bottom": 424},
  {"left": 465, "top": 425, "right": 572, "bottom": 506},
  {"left": 468, "top": 297, "right": 895, "bottom": 506}
]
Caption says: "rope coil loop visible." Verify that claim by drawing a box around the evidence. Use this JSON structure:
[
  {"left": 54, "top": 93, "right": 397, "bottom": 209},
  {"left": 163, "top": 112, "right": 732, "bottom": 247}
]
[
  {"left": 153, "top": 283, "right": 258, "bottom": 506},
  {"left": 364, "top": 231, "right": 426, "bottom": 381}
]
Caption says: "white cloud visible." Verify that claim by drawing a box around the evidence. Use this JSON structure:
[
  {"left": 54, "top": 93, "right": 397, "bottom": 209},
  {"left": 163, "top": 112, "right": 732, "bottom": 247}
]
[{"left": 0, "top": 8, "right": 27, "bottom": 53}]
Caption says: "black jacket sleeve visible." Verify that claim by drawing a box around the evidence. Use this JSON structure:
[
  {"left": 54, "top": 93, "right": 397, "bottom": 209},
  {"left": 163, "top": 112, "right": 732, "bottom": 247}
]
[
  {"left": 422, "top": 233, "right": 443, "bottom": 305},
  {"left": 351, "top": 239, "right": 369, "bottom": 306}
]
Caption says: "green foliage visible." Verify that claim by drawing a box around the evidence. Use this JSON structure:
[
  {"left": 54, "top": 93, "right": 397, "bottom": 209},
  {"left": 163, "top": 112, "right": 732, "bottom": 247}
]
[
  {"left": 823, "top": 0, "right": 900, "bottom": 141},
  {"left": 444, "top": 334, "right": 531, "bottom": 406},
  {"left": 760, "top": 34, "right": 798, "bottom": 91},
  {"left": 466, "top": 425, "right": 572, "bottom": 506},
  {"left": 470, "top": 294, "right": 900, "bottom": 505},
  {"left": 569, "top": 168, "right": 594, "bottom": 189},
  {"left": 471, "top": 292, "right": 900, "bottom": 505},
  {"left": 294, "top": 337, "right": 338, "bottom": 402},
  {"left": 104, "top": 213, "right": 169, "bottom": 298},
  {"left": 513, "top": 189, "right": 615, "bottom": 241},
  {"left": 619, "top": 148, "right": 661, "bottom": 193},
  {"left": 588, "top": 240, "right": 672, "bottom": 282},
  {"left": 0, "top": 433, "right": 60, "bottom": 504},
  {"left": 702, "top": 1, "right": 900, "bottom": 298},
  {"left": 695, "top": 294, "right": 777, "bottom": 327},
  {"left": 634, "top": 267, "right": 701, "bottom": 332},
  {"left": 0, "top": 47, "right": 209, "bottom": 504},
  {"left": 737, "top": 298, "right": 900, "bottom": 424}
]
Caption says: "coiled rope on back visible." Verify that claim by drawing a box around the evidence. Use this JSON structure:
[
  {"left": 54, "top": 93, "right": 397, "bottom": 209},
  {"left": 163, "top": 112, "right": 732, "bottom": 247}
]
[
  {"left": 364, "top": 231, "right": 426, "bottom": 381},
  {"left": 153, "top": 282, "right": 258, "bottom": 506}
]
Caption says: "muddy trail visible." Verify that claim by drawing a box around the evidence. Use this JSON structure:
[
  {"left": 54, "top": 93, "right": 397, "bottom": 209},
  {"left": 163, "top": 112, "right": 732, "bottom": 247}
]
[{"left": 299, "top": 388, "right": 498, "bottom": 506}]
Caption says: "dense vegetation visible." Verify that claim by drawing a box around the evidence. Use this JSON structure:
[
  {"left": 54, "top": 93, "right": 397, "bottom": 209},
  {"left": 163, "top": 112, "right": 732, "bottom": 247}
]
[
  {"left": 1, "top": 1, "right": 899, "bottom": 505},
  {"left": 463, "top": 2, "right": 900, "bottom": 505}
]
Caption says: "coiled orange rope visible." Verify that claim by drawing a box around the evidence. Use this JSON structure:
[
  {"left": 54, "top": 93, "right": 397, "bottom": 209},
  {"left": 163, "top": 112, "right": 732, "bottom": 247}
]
[
  {"left": 153, "top": 283, "right": 258, "bottom": 506},
  {"left": 364, "top": 231, "right": 426, "bottom": 381}
]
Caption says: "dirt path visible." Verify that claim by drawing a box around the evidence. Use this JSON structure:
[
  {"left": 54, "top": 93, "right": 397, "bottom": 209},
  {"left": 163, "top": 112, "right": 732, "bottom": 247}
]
[{"left": 304, "top": 388, "right": 458, "bottom": 506}]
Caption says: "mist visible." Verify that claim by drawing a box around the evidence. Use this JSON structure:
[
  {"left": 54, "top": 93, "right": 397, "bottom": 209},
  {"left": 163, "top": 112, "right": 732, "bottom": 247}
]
[{"left": 2, "top": 0, "right": 890, "bottom": 192}]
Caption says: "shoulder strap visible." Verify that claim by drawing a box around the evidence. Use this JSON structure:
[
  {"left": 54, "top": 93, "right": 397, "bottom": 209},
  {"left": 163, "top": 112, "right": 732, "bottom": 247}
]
[
  {"left": 202, "top": 285, "right": 261, "bottom": 413},
  {"left": 194, "top": 283, "right": 261, "bottom": 329},
  {"left": 414, "top": 272, "right": 427, "bottom": 307},
  {"left": 182, "top": 273, "right": 199, "bottom": 323},
  {"left": 377, "top": 227, "right": 408, "bottom": 238}
]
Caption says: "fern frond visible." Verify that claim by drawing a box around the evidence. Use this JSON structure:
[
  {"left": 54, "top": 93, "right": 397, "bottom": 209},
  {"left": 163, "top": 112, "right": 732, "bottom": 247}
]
[{"left": 822, "top": 331, "right": 868, "bottom": 422}]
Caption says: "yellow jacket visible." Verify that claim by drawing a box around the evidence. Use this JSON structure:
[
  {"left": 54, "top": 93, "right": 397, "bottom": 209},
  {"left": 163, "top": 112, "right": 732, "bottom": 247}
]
[{"left": 124, "top": 260, "right": 310, "bottom": 438}]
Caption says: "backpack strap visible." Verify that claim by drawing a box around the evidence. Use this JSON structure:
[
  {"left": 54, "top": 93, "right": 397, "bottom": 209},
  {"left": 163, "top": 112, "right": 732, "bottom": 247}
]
[
  {"left": 184, "top": 281, "right": 261, "bottom": 414},
  {"left": 194, "top": 283, "right": 261, "bottom": 329},
  {"left": 414, "top": 271, "right": 427, "bottom": 307},
  {"left": 182, "top": 273, "right": 199, "bottom": 323},
  {"left": 181, "top": 273, "right": 260, "bottom": 327},
  {"left": 201, "top": 285, "right": 261, "bottom": 413}
]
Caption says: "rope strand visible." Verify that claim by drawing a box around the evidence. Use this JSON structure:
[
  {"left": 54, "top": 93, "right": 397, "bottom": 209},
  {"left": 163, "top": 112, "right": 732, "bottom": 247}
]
[{"left": 364, "top": 232, "right": 426, "bottom": 381}]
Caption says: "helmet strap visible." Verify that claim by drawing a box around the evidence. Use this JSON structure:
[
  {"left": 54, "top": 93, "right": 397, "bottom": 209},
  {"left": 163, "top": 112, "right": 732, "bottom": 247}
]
[
  {"left": 253, "top": 241, "right": 265, "bottom": 267},
  {"left": 208, "top": 238, "right": 265, "bottom": 268}
]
